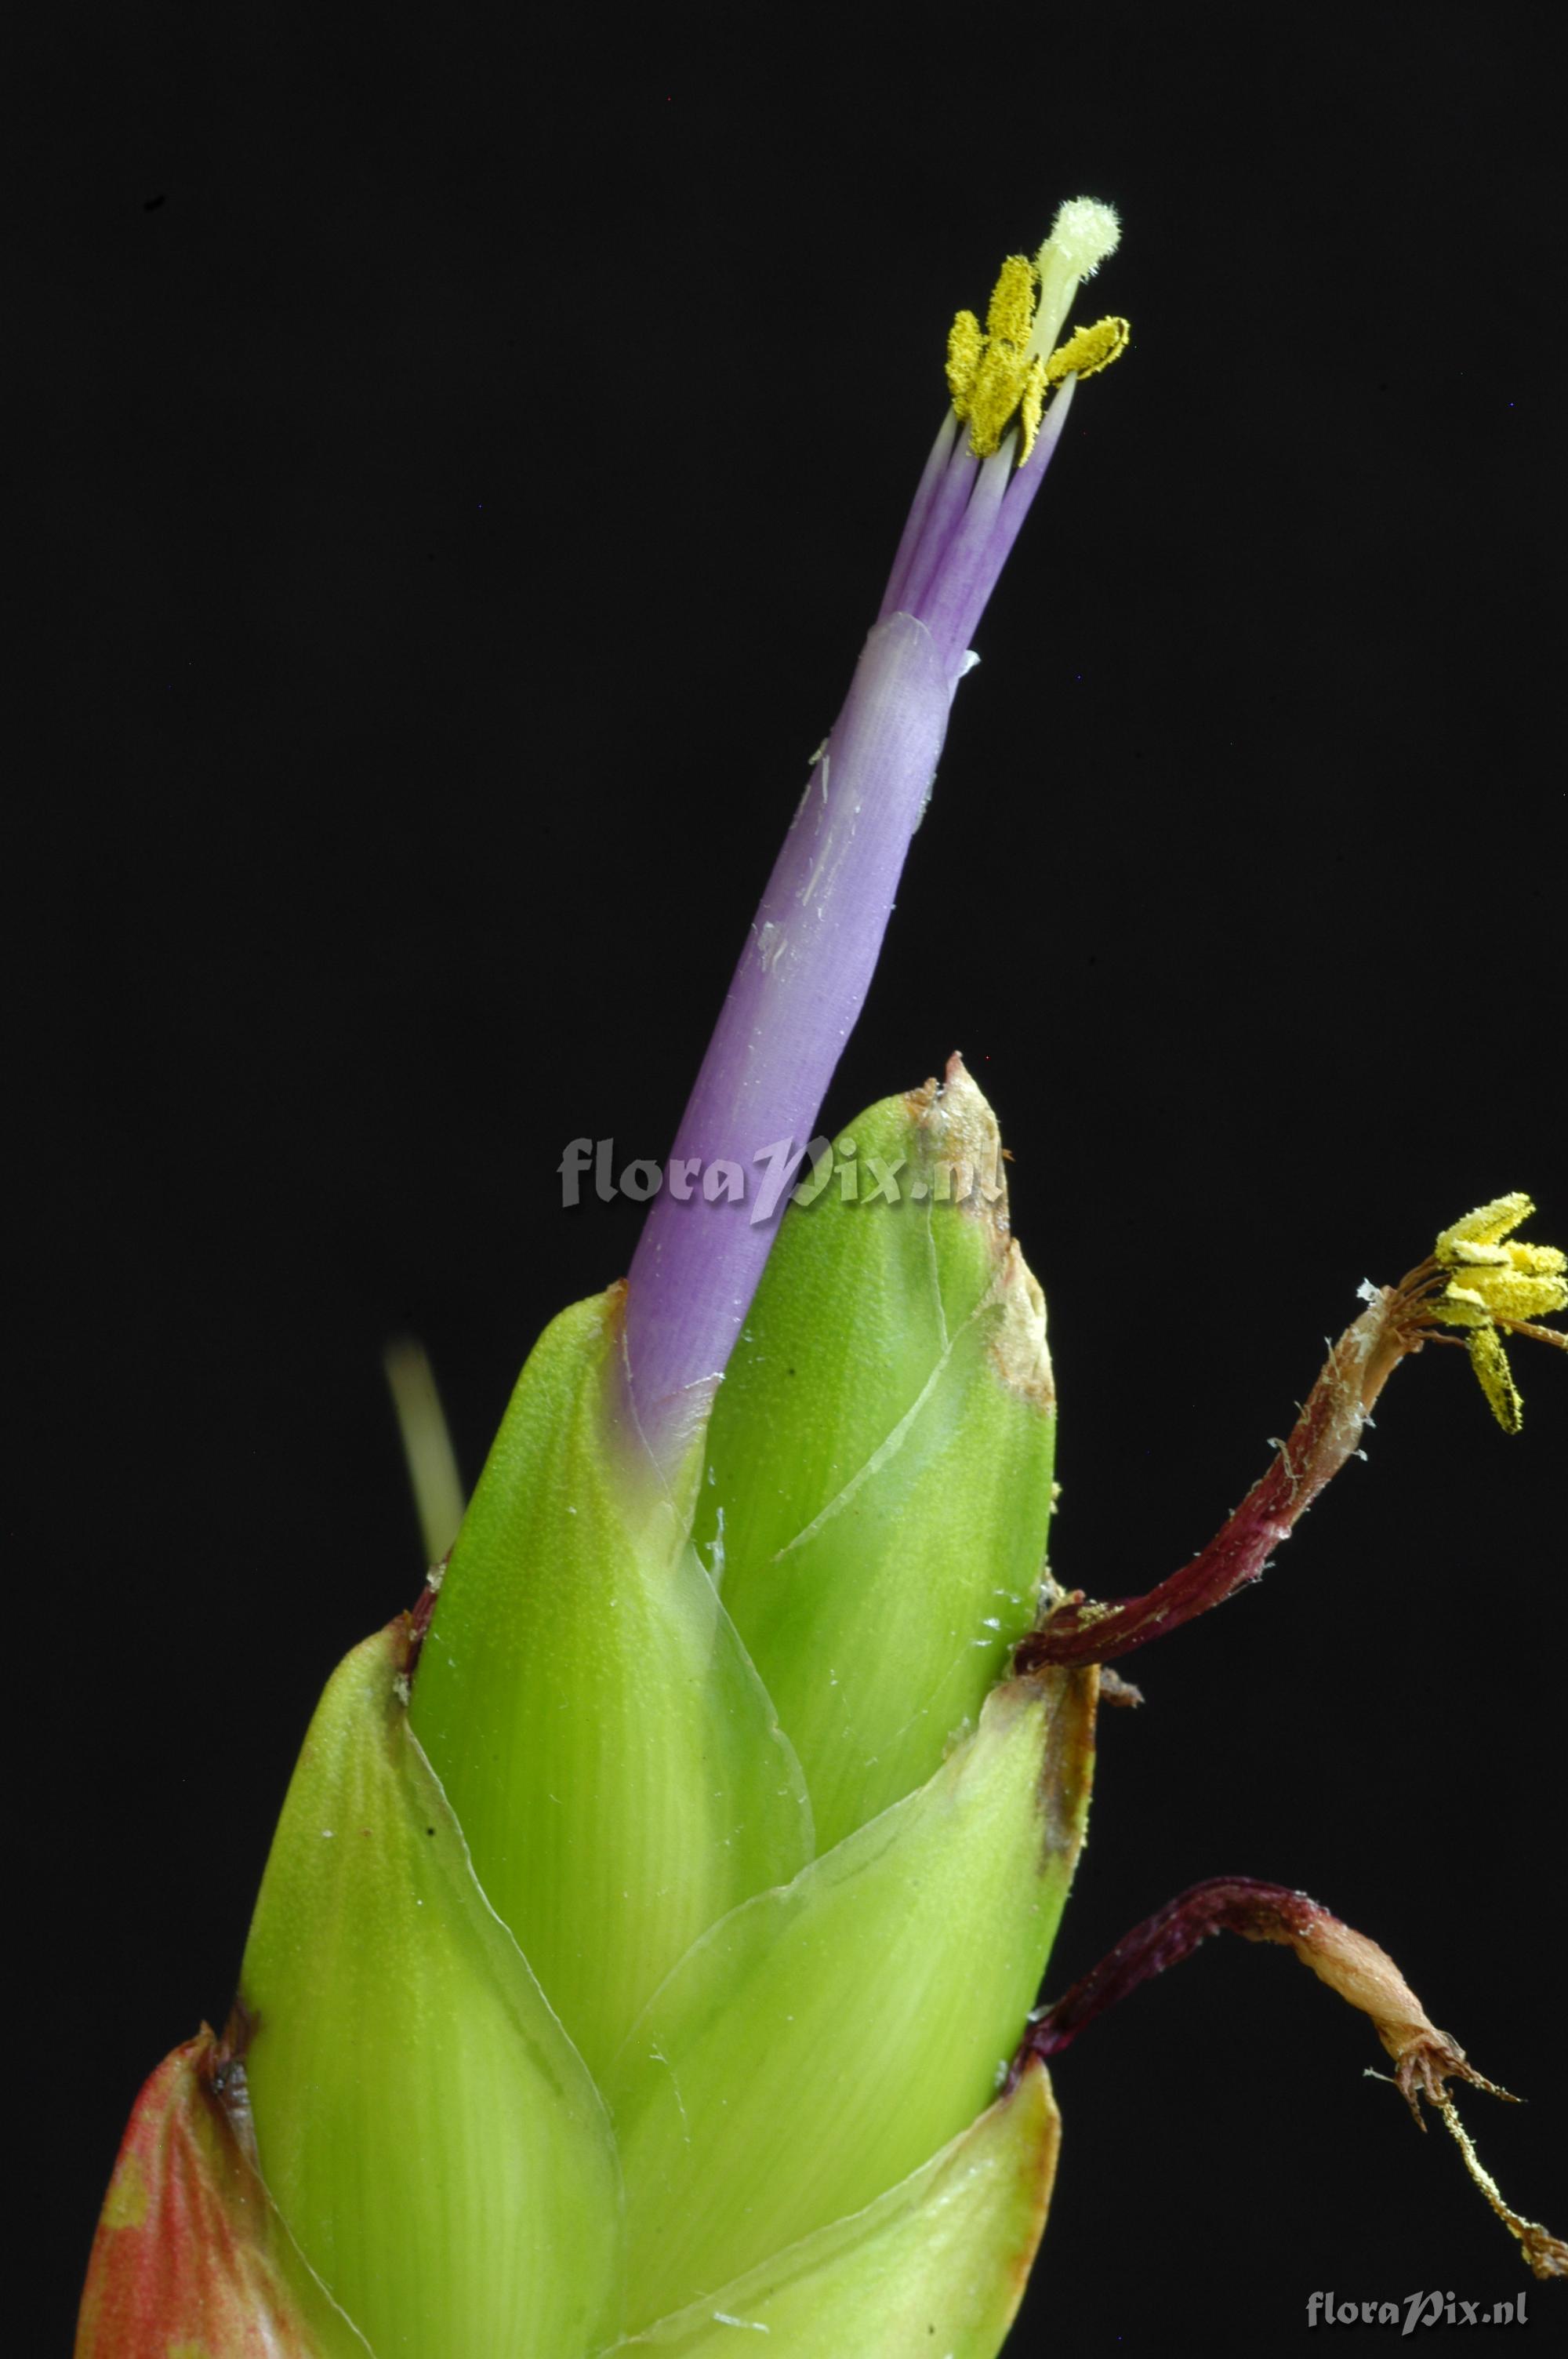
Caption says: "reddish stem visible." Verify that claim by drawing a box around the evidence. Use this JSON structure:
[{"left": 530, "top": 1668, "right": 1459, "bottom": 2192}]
[
  {"left": 1018, "top": 1281, "right": 1422, "bottom": 1671},
  {"left": 1024, "top": 1875, "right": 1337, "bottom": 2060}
]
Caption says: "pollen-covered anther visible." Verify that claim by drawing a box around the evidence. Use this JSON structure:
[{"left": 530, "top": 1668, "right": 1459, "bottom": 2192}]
[
  {"left": 985, "top": 252, "right": 1038, "bottom": 350},
  {"left": 944, "top": 310, "right": 984, "bottom": 412},
  {"left": 1438, "top": 1268, "right": 1568, "bottom": 1325},
  {"left": 946, "top": 204, "right": 1128, "bottom": 464},
  {"left": 1044, "top": 316, "right": 1131, "bottom": 386},
  {"left": 1435, "top": 1194, "right": 1566, "bottom": 1304},
  {"left": 1465, "top": 1325, "right": 1524, "bottom": 1434},
  {"left": 1435, "top": 1193, "right": 1537, "bottom": 1255},
  {"left": 1406, "top": 1192, "right": 1568, "bottom": 1431},
  {"left": 947, "top": 255, "right": 1042, "bottom": 460}
]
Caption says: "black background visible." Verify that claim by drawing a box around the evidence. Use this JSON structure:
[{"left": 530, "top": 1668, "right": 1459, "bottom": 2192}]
[{"left": 21, "top": 4, "right": 1563, "bottom": 2352}]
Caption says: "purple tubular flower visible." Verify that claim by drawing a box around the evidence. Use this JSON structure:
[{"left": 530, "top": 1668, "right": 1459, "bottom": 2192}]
[
  {"left": 877, "top": 380, "right": 1073, "bottom": 670},
  {"left": 622, "top": 204, "right": 1126, "bottom": 1479},
  {"left": 622, "top": 612, "right": 951, "bottom": 1474}
]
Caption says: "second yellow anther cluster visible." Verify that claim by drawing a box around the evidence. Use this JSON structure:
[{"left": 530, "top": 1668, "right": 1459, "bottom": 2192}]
[
  {"left": 1430, "top": 1194, "right": 1568, "bottom": 1432},
  {"left": 946, "top": 253, "right": 1128, "bottom": 463}
]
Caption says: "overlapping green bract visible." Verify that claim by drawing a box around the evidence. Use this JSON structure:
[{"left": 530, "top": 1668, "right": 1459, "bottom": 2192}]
[
  {"left": 693, "top": 1062, "right": 1058, "bottom": 1849},
  {"left": 614, "top": 2061, "right": 1062, "bottom": 2357},
  {"left": 230, "top": 1067, "right": 1093, "bottom": 2356},
  {"left": 408, "top": 1292, "right": 815, "bottom": 2084},
  {"left": 241, "top": 1624, "right": 625, "bottom": 2359},
  {"left": 606, "top": 1677, "right": 1087, "bottom": 2329}
]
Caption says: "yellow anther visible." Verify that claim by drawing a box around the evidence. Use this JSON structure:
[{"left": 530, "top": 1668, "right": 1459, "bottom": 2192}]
[
  {"left": 948, "top": 256, "right": 1040, "bottom": 460},
  {"left": 1436, "top": 1194, "right": 1536, "bottom": 1256},
  {"left": 985, "top": 254, "right": 1039, "bottom": 350},
  {"left": 1045, "top": 315, "right": 1131, "bottom": 386},
  {"left": 945, "top": 311, "right": 984, "bottom": 413},
  {"left": 1467, "top": 1325, "right": 1523, "bottom": 1435},
  {"left": 968, "top": 338, "right": 1036, "bottom": 457},
  {"left": 1433, "top": 1194, "right": 1568, "bottom": 1327},
  {"left": 1422, "top": 1193, "right": 1567, "bottom": 1430},
  {"left": 945, "top": 227, "right": 1127, "bottom": 465},
  {"left": 1018, "top": 356, "right": 1047, "bottom": 466},
  {"left": 1446, "top": 1268, "right": 1568, "bottom": 1325},
  {"left": 1450, "top": 1236, "right": 1566, "bottom": 1274},
  {"left": 1434, "top": 1282, "right": 1490, "bottom": 1329}
]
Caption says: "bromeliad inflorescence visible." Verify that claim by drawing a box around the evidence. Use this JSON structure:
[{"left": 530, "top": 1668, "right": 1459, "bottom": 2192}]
[{"left": 78, "top": 200, "right": 1563, "bottom": 2359}]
